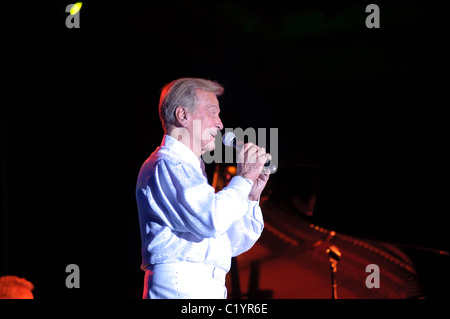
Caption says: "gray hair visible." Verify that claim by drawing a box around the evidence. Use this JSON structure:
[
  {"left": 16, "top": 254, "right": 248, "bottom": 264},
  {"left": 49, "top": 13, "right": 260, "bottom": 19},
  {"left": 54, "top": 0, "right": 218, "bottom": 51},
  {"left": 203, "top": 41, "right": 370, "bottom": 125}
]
[{"left": 158, "top": 77, "right": 224, "bottom": 132}]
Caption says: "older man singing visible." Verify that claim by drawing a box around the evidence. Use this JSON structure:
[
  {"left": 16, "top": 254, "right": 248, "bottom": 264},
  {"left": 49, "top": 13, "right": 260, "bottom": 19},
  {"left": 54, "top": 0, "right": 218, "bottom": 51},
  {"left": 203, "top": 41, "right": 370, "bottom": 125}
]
[{"left": 136, "top": 78, "right": 270, "bottom": 299}]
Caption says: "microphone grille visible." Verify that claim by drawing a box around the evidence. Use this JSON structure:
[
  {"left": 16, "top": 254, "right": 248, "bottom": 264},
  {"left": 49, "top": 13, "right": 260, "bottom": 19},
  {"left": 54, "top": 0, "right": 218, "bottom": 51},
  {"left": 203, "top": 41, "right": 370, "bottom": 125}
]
[{"left": 222, "top": 132, "right": 236, "bottom": 147}]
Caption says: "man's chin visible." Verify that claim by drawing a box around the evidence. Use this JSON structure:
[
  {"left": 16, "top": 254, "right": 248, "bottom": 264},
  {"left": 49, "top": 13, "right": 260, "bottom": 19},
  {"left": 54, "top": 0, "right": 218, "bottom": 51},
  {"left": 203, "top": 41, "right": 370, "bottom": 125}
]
[{"left": 201, "top": 141, "right": 216, "bottom": 154}]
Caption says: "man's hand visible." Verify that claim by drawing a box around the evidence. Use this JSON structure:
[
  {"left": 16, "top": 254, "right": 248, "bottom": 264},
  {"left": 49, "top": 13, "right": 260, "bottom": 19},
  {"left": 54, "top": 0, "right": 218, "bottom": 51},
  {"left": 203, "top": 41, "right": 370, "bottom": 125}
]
[
  {"left": 237, "top": 143, "right": 271, "bottom": 200},
  {"left": 248, "top": 172, "right": 270, "bottom": 201}
]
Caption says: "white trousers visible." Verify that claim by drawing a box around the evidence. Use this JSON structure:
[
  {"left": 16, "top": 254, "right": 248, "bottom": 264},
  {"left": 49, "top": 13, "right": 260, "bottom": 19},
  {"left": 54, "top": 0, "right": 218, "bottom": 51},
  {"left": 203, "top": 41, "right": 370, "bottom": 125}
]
[{"left": 143, "top": 261, "right": 228, "bottom": 299}]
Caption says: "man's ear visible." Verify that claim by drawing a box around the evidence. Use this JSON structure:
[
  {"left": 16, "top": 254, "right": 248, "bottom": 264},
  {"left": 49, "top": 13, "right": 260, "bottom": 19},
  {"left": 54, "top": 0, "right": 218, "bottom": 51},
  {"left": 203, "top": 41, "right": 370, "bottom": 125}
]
[{"left": 174, "top": 106, "right": 189, "bottom": 126}]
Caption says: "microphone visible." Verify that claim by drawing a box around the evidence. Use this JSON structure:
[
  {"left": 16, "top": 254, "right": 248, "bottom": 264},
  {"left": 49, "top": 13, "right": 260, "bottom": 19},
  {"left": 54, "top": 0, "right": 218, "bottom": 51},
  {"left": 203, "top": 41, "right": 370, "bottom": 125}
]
[{"left": 223, "top": 132, "right": 278, "bottom": 174}]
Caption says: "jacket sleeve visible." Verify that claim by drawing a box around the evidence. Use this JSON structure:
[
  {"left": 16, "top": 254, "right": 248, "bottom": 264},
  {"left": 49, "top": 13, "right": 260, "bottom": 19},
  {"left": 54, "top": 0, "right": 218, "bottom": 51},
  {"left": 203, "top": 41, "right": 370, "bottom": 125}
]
[
  {"left": 142, "top": 158, "right": 254, "bottom": 239},
  {"left": 227, "top": 200, "right": 264, "bottom": 257}
]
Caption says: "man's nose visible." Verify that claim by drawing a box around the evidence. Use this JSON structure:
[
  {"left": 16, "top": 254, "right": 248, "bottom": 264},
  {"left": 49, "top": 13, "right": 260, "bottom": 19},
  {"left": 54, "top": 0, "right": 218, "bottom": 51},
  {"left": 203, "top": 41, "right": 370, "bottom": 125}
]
[{"left": 216, "top": 117, "right": 224, "bottom": 131}]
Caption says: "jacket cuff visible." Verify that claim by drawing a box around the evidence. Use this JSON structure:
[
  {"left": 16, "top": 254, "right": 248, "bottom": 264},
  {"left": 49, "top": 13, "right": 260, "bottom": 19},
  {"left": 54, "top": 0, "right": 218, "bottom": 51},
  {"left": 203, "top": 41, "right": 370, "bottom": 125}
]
[{"left": 229, "top": 175, "right": 253, "bottom": 196}]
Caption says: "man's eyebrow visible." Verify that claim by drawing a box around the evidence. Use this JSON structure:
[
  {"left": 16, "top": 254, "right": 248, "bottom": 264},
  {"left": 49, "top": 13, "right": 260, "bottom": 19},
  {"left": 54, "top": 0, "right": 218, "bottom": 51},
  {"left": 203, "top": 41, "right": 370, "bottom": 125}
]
[{"left": 208, "top": 105, "right": 221, "bottom": 112}]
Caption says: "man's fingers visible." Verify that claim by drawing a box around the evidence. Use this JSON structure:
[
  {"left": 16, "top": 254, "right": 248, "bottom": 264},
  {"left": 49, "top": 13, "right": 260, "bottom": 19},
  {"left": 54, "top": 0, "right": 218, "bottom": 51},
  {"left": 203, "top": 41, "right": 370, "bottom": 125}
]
[
  {"left": 256, "top": 147, "right": 269, "bottom": 165},
  {"left": 241, "top": 142, "right": 255, "bottom": 152},
  {"left": 239, "top": 143, "right": 270, "bottom": 168},
  {"left": 259, "top": 172, "right": 270, "bottom": 182},
  {"left": 239, "top": 143, "right": 257, "bottom": 162}
]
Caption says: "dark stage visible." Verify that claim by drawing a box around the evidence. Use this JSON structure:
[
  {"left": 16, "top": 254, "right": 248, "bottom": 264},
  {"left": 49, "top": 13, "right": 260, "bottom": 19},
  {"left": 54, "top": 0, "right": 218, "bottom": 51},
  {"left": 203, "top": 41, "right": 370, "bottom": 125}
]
[{"left": 1, "top": 0, "right": 447, "bottom": 301}]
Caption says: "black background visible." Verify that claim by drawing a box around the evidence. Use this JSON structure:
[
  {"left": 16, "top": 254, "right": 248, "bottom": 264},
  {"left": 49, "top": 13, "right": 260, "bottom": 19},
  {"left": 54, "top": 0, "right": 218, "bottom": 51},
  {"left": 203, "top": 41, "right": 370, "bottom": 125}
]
[{"left": 1, "top": 0, "right": 447, "bottom": 299}]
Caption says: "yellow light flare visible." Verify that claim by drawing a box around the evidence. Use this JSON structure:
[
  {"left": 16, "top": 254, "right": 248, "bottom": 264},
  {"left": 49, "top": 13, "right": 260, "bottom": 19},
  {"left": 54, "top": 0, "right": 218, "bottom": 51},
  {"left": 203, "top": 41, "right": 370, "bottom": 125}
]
[{"left": 70, "top": 2, "right": 83, "bottom": 15}]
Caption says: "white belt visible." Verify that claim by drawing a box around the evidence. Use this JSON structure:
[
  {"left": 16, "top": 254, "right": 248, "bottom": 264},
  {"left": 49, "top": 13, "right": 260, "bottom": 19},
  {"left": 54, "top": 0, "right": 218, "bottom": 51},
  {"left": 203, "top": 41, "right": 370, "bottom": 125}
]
[{"left": 150, "top": 261, "right": 228, "bottom": 283}]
